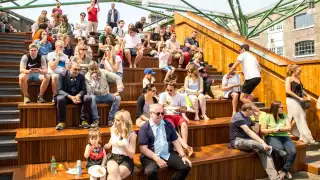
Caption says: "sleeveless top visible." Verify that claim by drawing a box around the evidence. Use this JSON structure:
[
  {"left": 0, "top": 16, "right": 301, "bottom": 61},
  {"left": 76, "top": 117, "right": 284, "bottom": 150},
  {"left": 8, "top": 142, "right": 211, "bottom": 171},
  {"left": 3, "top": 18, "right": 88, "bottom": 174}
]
[
  {"left": 286, "top": 80, "right": 303, "bottom": 98},
  {"left": 86, "top": 144, "right": 104, "bottom": 168},
  {"left": 111, "top": 127, "right": 135, "bottom": 156},
  {"left": 188, "top": 78, "right": 200, "bottom": 91},
  {"left": 26, "top": 54, "right": 41, "bottom": 70}
]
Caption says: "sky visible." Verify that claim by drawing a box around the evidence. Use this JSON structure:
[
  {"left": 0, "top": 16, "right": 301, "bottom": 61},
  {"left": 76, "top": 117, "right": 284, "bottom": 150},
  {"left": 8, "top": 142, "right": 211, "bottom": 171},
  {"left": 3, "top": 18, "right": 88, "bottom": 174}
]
[{"left": 1, "top": 0, "right": 281, "bottom": 31}]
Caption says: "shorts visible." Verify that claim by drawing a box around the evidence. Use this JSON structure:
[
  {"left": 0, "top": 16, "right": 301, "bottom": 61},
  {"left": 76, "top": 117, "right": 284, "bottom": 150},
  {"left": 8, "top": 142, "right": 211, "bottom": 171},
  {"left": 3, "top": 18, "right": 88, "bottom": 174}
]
[
  {"left": 226, "top": 91, "right": 241, "bottom": 99},
  {"left": 242, "top": 77, "right": 261, "bottom": 94},
  {"left": 164, "top": 114, "right": 188, "bottom": 128},
  {"left": 28, "top": 72, "right": 40, "bottom": 82},
  {"left": 107, "top": 153, "right": 134, "bottom": 175},
  {"left": 162, "top": 64, "right": 173, "bottom": 72},
  {"left": 126, "top": 48, "right": 137, "bottom": 56}
]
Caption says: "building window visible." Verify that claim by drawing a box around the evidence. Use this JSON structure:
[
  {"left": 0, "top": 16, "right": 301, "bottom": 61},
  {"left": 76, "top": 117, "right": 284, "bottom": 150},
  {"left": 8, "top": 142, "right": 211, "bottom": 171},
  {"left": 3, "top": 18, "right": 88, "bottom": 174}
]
[
  {"left": 269, "top": 22, "right": 283, "bottom": 32},
  {"left": 294, "top": 13, "right": 314, "bottom": 29},
  {"left": 295, "top": 41, "right": 314, "bottom": 56},
  {"left": 269, "top": 47, "right": 284, "bottom": 56}
]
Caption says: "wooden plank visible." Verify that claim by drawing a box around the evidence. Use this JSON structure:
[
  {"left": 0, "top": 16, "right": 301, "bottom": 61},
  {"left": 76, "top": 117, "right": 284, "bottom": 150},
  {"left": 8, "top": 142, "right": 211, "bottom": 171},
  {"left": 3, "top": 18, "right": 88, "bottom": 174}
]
[{"left": 17, "top": 99, "right": 232, "bottom": 128}]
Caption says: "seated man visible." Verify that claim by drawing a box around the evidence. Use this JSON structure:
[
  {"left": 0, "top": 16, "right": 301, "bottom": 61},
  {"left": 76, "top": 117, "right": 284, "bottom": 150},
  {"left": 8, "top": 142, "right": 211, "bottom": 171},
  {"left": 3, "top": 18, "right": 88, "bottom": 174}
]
[
  {"left": 98, "top": 25, "right": 116, "bottom": 59},
  {"left": 165, "top": 32, "right": 184, "bottom": 68},
  {"left": 222, "top": 63, "right": 241, "bottom": 115},
  {"left": 19, "top": 44, "right": 50, "bottom": 103},
  {"left": 229, "top": 103, "right": 281, "bottom": 180},
  {"left": 139, "top": 103, "right": 191, "bottom": 180},
  {"left": 85, "top": 61, "right": 124, "bottom": 127},
  {"left": 183, "top": 31, "right": 200, "bottom": 64},
  {"left": 159, "top": 83, "right": 193, "bottom": 156},
  {"left": 55, "top": 62, "right": 91, "bottom": 130},
  {"left": 48, "top": 40, "right": 69, "bottom": 102},
  {"left": 123, "top": 27, "right": 143, "bottom": 68}
]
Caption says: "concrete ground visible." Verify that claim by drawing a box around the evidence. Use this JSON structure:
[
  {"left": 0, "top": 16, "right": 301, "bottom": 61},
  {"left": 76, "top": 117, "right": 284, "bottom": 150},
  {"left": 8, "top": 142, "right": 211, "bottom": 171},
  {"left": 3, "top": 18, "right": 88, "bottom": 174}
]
[{"left": 257, "top": 171, "right": 320, "bottom": 180}]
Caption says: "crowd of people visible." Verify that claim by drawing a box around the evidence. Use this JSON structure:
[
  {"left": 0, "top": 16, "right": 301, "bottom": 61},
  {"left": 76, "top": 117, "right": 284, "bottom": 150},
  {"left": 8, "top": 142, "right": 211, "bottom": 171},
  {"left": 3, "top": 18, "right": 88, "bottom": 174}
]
[{"left": 15, "top": 1, "right": 320, "bottom": 179}]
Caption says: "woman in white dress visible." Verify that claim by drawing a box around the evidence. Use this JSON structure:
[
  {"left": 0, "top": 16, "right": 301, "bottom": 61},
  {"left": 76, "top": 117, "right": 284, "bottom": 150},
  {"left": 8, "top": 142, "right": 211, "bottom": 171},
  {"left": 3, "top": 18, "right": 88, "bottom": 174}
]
[
  {"left": 285, "top": 64, "right": 318, "bottom": 144},
  {"left": 74, "top": 12, "right": 88, "bottom": 38}
]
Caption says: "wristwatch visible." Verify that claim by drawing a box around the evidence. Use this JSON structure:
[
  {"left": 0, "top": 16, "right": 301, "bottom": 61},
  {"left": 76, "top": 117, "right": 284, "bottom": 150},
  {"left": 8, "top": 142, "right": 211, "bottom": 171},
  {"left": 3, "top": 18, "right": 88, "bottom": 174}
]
[{"left": 181, "top": 154, "right": 186, "bottom": 158}]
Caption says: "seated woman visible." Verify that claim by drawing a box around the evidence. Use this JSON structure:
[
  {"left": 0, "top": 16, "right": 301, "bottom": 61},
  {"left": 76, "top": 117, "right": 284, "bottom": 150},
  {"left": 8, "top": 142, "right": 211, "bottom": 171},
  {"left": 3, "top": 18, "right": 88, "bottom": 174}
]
[
  {"left": 33, "top": 30, "right": 52, "bottom": 57},
  {"left": 104, "top": 110, "right": 137, "bottom": 180},
  {"left": 60, "top": 34, "right": 74, "bottom": 58},
  {"left": 260, "top": 101, "right": 295, "bottom": 180},
  {"left": 71, "top": 44, "right": 91, "bottom": 74},
  {"left": 98, "top": 35, "right": 116, "bottom": 60},
  {"left": 32, "top": 23, "right": 54, "bottom": 43},
  {"left": 184, "top": 65, "right": 209, "bottom": 120},
  {"left": 57, "top": 15, "right": 73, "bottom": 36},
  {"left": 100, "top": 45, "right": 123, "bottom": 80},
  {"left": 186, "top": 52, "right": 213, "bottom": 98},
  {"left": 136, "top": 84, "right": 158, "bottom": 127},
  {"left": 74, "top": 36, "right": 93, "bottom": 60}
]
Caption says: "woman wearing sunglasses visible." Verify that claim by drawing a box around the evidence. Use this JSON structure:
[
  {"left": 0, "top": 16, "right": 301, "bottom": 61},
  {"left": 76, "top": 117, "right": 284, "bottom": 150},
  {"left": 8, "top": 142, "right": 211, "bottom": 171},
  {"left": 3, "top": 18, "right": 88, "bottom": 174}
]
[
  {"left": 100, "top": 45, "right": 123, "bottom": 79},
  {"left": 184, "top": 64, "right": 209, "bottom": 121},
  {"left": 74, "top": 12, "right": 88, "bottom": 38},
  {"left": 71, "top": 44, "right": 92, "bottom": 74},
  {"left": 74, "top": 36, "right": 93, "bottom": 60},
  {"left": 136, "top": 84, "right": 158, "bottom": 127},
  {"left": 260, "top": 101, "right": 296, "bottom": 180}
]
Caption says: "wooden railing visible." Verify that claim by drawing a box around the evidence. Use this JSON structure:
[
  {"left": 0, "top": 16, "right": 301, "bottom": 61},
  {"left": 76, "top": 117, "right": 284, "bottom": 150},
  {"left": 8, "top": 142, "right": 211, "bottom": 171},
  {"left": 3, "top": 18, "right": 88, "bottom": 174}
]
[{"left": 174, "top": 12, "right": 320, "bottom": 141}]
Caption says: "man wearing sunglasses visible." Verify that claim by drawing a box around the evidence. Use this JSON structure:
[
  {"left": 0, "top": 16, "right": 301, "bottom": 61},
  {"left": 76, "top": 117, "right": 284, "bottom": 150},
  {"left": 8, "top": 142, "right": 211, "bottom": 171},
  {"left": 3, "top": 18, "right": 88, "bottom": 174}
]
[
  {"left": 139, "top": 104, "right": 191, "bottom": 180},
  {"left": 55, "top": 62, "right": 92, "bottom": 130}
]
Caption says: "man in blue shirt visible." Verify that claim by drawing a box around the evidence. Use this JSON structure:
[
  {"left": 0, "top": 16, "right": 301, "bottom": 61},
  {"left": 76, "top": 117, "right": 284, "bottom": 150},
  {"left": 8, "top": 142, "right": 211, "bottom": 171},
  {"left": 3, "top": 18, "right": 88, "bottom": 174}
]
[{"left": 139, "top": 104, "right": 191, "bottom": 180}]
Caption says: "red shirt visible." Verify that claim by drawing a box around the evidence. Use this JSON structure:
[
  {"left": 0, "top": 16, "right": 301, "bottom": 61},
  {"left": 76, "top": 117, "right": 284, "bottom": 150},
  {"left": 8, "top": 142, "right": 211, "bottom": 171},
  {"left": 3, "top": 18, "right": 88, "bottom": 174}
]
[
  {"left": 117, "top": 50, "right": 124, "bottom": 61},
  {"left": 87, "top": 6, "right": 98, "bottom": 22}
]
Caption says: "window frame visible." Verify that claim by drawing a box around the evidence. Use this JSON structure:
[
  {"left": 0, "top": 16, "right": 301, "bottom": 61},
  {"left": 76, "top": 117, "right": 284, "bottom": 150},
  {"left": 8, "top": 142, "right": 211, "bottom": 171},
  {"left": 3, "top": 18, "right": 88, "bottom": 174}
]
[
  {"left": 294, "top": 13, "right": 314, "bottom": 30},
  {"left": 295, "top": 40, "right": 315, "bottom": 57}
]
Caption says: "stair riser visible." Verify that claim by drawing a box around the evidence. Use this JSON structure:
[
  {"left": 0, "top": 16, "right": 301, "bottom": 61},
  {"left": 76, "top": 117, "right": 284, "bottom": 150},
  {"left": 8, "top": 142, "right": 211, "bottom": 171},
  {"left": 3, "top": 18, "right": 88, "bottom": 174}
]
[
  {"left": 0, "top": 37, "right": 25, "bottom": 41},
  {"left": 0, "top": 146, "right": 17, "bottom": 153},
  {"left": 0, "top": 98, "right": 22, "bottom": 102},
  {"left": 0, "top": 114, "right": 19, "bottom": 120},
  {"left": 0, "top": 45, "right": 25, "bottom": 51}
]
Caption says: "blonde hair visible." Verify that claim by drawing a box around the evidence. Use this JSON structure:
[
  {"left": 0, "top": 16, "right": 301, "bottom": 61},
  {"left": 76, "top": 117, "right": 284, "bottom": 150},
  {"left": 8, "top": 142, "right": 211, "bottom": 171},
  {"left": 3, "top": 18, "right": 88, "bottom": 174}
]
[
  {"left": 187, "top": 64, "right": 200, "bottom": 78},
  {"left": 114, "top": 110, "right": 133, "bottom": 138},
  {"left": 88, "top": 128, "right": 101, "bottom": 143},
  {"left": 55, "top": 40, "right": 64, "bottom": 47},
  {"left": 105, "top": 45, "right": 117, "bottom": 65},
  {"left": 193, "top": 52, "right": 202, "bottom": 61},
  {"left": 287, "top": 64, "right": 300, "bottom": 77}
]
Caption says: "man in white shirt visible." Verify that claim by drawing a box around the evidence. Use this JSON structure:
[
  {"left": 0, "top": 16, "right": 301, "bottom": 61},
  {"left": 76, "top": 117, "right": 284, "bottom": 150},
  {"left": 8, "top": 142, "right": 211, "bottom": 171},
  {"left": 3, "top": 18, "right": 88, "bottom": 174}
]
[
  {"left": 112, "top": 19, "right": 125, "bottom": 39},
  {"left": 165, "top": 32, "right": 184, "bottom": 68},
  {"left": 222, "top": 63, "right": 241, "bottom": 115},
  {"left": 48, "top": 40, "right": 69, "bottom": 100},
  {"left": 123, "top": 27, "right": 143, "bottom": 68},
  {"left": 227, "top": 44, "right": 261, "bottom": 104}
]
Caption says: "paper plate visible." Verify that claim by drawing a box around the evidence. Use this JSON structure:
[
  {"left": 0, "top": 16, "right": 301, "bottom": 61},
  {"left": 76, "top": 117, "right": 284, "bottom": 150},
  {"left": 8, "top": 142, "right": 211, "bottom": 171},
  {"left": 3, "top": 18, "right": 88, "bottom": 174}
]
[
  {"left": 66, "top": 168, "right": 77, "bottom": 175},
  {"left": 88, "top": 165, "right": 106, "bottom": 178}
]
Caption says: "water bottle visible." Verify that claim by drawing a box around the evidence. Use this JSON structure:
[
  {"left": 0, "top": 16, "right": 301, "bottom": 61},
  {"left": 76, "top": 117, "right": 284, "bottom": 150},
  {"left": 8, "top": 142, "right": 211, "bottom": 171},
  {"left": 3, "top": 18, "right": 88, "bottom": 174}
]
[
  {"left": 51, "top": 156, "right": 57, "bottom": 173},
  {"left": 76, "top": 160, "right": 82, "bottom": 176}
]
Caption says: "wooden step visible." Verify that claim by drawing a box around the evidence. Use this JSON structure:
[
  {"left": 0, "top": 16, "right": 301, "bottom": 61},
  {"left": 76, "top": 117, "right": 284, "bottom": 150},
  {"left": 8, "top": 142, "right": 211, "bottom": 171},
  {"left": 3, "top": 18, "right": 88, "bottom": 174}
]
[
  {"left": 305, "top": 148, "right": 320, "bottom": 175},
  {"left": 3, "top": 142, "right": 307, "bottom": 179},
  {"left": 17, "top": 99, "right": 232, "bottom": 128},
  {"left": 16, "top": 117, "right": 230, "bottom": 164}
]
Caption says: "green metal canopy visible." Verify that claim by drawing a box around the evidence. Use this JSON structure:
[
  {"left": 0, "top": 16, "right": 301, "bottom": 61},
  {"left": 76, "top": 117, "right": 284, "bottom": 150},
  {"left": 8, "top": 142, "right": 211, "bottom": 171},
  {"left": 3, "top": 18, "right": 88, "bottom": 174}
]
[{"left": 0, "top": 0, "right": 318, "bottom": 38}]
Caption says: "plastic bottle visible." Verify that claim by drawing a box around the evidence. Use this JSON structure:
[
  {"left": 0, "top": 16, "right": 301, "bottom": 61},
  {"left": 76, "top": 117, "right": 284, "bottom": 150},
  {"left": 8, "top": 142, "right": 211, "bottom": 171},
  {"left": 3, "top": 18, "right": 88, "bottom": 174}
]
[
  {"left": 51, "top": 156, "right": 57, "bottom": 173},
  {"left": 76, "top": 160, "right": 82, "bottom": 176}
]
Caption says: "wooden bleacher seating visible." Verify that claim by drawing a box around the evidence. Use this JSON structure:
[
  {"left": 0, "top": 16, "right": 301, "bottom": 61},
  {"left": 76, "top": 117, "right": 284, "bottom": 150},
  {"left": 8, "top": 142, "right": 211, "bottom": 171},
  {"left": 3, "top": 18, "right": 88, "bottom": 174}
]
[{"left": 0, "top": 10, "right": 317, "bottom": 179}]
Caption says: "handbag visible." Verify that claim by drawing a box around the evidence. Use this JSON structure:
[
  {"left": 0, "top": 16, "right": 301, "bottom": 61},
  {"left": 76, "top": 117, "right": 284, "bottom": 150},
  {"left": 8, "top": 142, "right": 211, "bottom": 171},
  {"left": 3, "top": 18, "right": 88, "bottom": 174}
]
[{"left": 300, "top": 100, "right": 311, "bottom": 110}]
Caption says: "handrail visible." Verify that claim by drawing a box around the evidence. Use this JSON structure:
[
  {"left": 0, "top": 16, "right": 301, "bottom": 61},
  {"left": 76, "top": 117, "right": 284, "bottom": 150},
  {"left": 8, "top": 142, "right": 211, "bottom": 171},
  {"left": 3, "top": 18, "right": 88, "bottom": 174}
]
[{"left": 143, "top": 16, "right": 168, "bottom": 29}]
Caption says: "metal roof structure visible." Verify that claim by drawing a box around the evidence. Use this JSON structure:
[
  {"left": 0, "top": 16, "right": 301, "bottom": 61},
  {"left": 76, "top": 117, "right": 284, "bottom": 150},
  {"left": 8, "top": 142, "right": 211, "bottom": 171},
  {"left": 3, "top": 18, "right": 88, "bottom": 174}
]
[{"left": 0, "top": 0, "right": 318, "bottom": 38}]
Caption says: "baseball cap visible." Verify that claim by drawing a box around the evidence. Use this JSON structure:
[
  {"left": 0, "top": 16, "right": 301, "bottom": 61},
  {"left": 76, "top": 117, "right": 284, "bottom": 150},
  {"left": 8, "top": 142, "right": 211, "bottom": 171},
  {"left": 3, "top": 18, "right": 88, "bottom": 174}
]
[
  {"left": 240, "top": 44, "right": 250, "bottom": 51},
  {"left": 144, "top": 68, "right": 156, "bottom": 75}
]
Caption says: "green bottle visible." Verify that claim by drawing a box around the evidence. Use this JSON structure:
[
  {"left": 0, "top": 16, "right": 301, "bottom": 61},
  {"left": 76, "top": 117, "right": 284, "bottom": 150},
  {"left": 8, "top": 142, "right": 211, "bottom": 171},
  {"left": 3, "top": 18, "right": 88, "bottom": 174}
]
[{"left": 51, "top": 156, "right": 57, "bottom": 173}]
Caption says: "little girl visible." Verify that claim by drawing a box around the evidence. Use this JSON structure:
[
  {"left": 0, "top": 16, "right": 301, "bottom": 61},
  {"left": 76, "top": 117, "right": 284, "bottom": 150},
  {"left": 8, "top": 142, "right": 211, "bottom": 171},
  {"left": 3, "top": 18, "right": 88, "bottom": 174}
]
[
  {"left": 84, "top": 128, "right": 107, "bottom": 180},
  {"left": 142, "top": 68, "right": 156, "bottom": 89},
  {"left": 159, "top": 44, "right": 175, "bottom": 83}
]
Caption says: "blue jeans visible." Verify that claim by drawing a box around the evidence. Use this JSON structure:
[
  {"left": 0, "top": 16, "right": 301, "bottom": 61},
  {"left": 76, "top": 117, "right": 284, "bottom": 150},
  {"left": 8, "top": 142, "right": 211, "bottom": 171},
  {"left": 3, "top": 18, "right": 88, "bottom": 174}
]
[
  {"left": 91, "top": 94, "right": 121, "bottom": 122},
  {"left": 265, "top": 136, "right": 296, "bottom": 173}
]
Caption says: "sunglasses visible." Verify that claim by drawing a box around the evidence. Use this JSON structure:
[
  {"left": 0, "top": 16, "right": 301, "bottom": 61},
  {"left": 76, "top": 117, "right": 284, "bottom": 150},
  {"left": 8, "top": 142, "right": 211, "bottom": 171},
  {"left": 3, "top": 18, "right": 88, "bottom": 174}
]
[
  {"left": 78, "top": 39, "right": 83, "bottom": 41},
  {"left": 73, "top": 68, "right": 80, "bottom": 71},
  {"left": 79, "top": 49, "right": 87, "bottom": 51},
  {"left": 166, "top": 89, "right": 174, "bottom": 92},
  {"left": 153, "top": 112, "right": 164, "bottom": 116}
]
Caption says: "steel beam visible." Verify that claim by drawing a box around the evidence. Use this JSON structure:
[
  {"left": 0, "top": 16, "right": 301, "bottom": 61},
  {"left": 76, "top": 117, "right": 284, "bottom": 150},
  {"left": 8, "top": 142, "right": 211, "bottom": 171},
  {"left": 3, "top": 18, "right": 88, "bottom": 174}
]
[
  {"left": 235, "top": 0, "right": 247, "bottom": 36},
  {"left": 247, "top": 0, "right": 283, "bottom": 38},
  {"left": 249, "top": 0, "right": 314, "bottom": 38},
  {"left": 180, "top": 0, "right": 229, "bottom": 29},
  {"left": 11, "top": 1, "right": 20, "bottom": 6},
  {"left": 228, "top": 0, "right": 242, "bottom": 35},
  {"left": 24, "top": 0, "right": 38, "bottom": 6},
  {"left": 122, "top": 0, "right": 172, "bottom": 18}
]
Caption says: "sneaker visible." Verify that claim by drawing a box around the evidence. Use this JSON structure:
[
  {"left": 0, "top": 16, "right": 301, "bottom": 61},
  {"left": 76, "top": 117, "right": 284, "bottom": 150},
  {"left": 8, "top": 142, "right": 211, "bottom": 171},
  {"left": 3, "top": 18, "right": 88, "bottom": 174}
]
[
  {"left": 133, "top": 64, "right": 137, "bottom": 68},
  {"left": 186, "top": 107, "right": 195, "bottom": 113},
  {"left": 56, "top": 123, "right": 65, "bottom": 130},
  {"left": 129, "top": 64, "right": 133, "bottom": 68},
  {"left": 201, "top": 114, "right": 210, "bottom": 120},
  {"left": 37, "top": 96, "right": 45, "bottom": 103},
  {"left": 204, "top": 94, "right": 212, "bottom": 99},
  {"left": 80, "top": 121, "right": 90, "bottom": 129},
  {"left": 24, "top": 96, "right": 31, "bottom": 104},
  {"left": 285, "top": 172, "right": 292, "bottom": 179},
  {"left": 108, "top": 120, "right": 114, "bottom": 126},
  {"left": 91, "top": 120, "right": 99, "bottom": 128}
]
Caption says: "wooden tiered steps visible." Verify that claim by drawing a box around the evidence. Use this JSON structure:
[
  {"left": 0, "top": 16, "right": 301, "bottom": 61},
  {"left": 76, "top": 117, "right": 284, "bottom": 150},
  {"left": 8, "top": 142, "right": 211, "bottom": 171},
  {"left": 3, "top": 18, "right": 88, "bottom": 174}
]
[
  {"left": 15, "top": 118, "right": 230, "bottom": 164},
  {"left": 0, "top": 142, "right": 307, "bottom": 180},
  {"left": 15, "top": 100, "right": 232, "bottom": 128}
]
